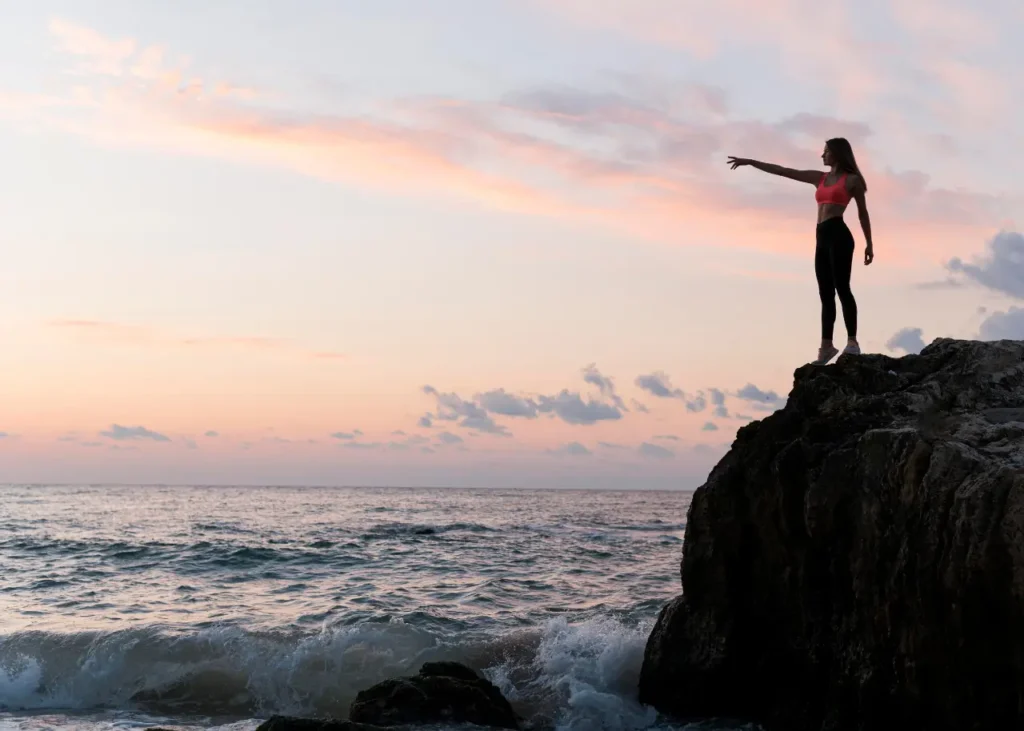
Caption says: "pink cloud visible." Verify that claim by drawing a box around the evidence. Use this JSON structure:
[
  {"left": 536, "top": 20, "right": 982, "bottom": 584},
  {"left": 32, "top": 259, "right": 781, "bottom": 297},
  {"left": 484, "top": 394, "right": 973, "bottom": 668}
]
[
  {"left": 49, "top": 17, "right": 136, "bottom": 75},
  {"left": 183, "top": 111, "right": 582, "bottom": 218},
  {"left": 533, "top": 0, "right": 1020, "bottom": 129},
  {"left": 49, "top": 16, "right": 259, "bottom": 102},
  {"left": 534, "top": 0, "right": 890, "bottom": 106},
  {"left": 534, "top": 0, "right": 720, "bottom": 58},
  {"left": 8, "top": 18, "right": 1011, "bottom": 265},
  {"left": 889, "top": 0, "right": 998, "bottom": 50}
]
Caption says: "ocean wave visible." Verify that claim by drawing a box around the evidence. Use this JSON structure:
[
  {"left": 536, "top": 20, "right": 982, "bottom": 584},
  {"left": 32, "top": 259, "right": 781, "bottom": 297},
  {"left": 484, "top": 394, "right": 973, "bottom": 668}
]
[
  {"left": 359, "top": 522, "right": 499, "bottom": 539},
  {"left": 573, "top": 521, "right": 687, "bottom": 533},
  {"left": 0, "top": 537, "right": 363, "bottom": 572},
  {"left": 0, "top": 615, "right": 681, "bottom": 730}
]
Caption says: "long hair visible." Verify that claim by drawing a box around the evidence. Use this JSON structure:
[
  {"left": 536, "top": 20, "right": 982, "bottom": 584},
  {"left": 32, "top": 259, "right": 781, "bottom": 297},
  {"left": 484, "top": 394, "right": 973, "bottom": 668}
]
[{"left": 826, "top": 137, "right": 866, "bottom": 191}]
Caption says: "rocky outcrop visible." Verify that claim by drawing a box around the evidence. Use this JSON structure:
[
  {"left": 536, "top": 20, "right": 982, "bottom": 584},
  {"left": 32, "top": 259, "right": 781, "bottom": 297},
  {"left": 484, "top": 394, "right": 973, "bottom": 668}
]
[
  {"left": 349, "top": 661, "right": 519, "bottom": 729},
  {"left": 639, "top": 338, "right": 1024, "bottom": 731}
]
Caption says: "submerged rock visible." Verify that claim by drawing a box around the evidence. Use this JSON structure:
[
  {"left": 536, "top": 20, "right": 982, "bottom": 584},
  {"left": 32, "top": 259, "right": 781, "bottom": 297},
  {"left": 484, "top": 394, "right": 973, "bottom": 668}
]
[
  {"left": 639, "top": 339, "right": 1024, "bottom": 730},
  {"left": 349, "top": 661, "right": 519, "bottom": 728},
  {"left": 254, "top": 719, "right": 384, "bottom": 731}
]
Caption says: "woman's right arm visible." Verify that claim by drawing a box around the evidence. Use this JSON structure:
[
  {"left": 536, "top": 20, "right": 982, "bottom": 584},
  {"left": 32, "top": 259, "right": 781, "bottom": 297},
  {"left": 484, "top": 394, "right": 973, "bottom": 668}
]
[{"left": 727, "top": 157, "right": 822, "bottom": 185}]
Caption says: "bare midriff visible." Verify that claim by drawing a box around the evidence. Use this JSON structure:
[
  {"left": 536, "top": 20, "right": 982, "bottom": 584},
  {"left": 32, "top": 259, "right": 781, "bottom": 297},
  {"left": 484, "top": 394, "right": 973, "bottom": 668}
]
[{"left": 817, "top": 204, "right": 846, "bottom": 224}]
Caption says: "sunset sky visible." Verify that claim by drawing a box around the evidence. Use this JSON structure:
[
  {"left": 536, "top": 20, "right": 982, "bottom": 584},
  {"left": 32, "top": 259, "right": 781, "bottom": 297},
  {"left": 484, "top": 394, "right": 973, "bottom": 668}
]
[{"left": 2, "top": 0, "right": 1022, "bottom": 488}]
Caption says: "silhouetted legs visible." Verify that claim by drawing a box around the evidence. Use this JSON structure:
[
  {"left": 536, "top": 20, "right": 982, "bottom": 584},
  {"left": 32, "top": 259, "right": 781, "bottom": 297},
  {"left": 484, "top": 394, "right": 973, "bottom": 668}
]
[{"left": 815, "top": 218, "right": 858, "bottom": 343}]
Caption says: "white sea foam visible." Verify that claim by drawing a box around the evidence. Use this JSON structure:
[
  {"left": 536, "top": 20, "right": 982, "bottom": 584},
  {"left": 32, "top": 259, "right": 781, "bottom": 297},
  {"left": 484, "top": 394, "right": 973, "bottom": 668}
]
[{"left": 0, "top": 615, "right": 730, "bottom": 730}]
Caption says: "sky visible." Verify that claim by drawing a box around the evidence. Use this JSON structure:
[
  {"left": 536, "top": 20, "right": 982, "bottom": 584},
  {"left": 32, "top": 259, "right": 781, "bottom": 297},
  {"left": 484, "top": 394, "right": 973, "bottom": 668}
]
[{"left": 2, "top": 0, "right": 1023, "bottom": 489}]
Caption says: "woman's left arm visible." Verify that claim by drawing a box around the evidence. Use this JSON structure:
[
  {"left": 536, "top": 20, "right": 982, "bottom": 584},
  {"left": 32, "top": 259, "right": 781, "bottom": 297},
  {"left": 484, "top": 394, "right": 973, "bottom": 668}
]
[{"left": 850, "top": 177, "right": 873, "bottom": 265}]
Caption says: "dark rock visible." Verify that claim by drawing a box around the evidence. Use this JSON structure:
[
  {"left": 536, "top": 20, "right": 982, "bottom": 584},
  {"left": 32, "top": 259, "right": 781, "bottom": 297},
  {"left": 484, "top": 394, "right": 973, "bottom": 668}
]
[
  {"left": 639, "top": 339, "right": 1024, "bottom": 731},
  {"left": 254, "top": 716, "right": 386, "bottom": 731},
  {"left": 349, "top": 661, "right": 519, "bottom": 729},
  {"left": 418, "top": 660, "right": 482, "bottom": 682}
]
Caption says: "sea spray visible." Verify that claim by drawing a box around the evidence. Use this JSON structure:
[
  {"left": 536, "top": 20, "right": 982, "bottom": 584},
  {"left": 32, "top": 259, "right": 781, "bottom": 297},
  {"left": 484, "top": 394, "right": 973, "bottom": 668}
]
[{"left": 1, "top": 614, "right": 668, "bottom": 728}]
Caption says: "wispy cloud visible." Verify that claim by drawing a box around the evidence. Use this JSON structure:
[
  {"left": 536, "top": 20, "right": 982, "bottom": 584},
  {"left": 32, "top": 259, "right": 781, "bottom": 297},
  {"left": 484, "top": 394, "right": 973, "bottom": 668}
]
[
  {"left": 582, "top": 364, "right": 626, "bottom": 410},
  {"left": 49, "top": 17, "right": 137, "bottom": 76},
  {"left": 639, "top": 441, "right": 674, "bottom": 459},
  {"left": 4, "top": 17, "right": 1005, "bottom": 266},
  {"left": 477, "top": 389, "right": 539, "bottom": 418},
  {"left": 422, "top": 386, "right": 511, "bottom": 436},
  {"left": 335, "top": 433, "right": 434, "bottom": 452},
  {"left": 49, "top": 17, "right": 258, "bottom": 98},
  {"left": 532, "top": 0, "right": 1011, "bottom": 125},
  {"left": 634, "top": 373, "right": 707, "bottom": 412},
  {"left": 635, "top": 372, "right": 684, "bottom": 399},
  {"left": 417, "top": 366, "right": 783, "bottom": 442},
  {"left": 685, "top": 393, "right": 707, "bottom": 413},
  {"left": 914, "top": 276, "right": 965, "bottom": 291},
  {"left": 422, "top": 365, "right": 626, "bottom": 435},
  {"left": 535, "top": 391, "right": 622, "bottom": 425},
  {"left": 735, "top": 384, "right": 787, "bottom": 412},
  {"left": 548, "top": 441, "right": 592, "bottom": 457},
  {"left": 709, "top": 388, "right": 729, "bottom": 418},
  {"left": 99, "top": 424, "right": 170, "bottom": 442}
]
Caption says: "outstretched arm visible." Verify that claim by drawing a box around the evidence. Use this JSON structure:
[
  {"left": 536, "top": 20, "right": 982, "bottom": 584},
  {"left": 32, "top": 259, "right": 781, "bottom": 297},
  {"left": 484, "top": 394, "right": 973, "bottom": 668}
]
[
  {"left": 850, "top": 177, "right": 874, "bottom": 265},
  {"left": 727, "top": 157, "right": 822, "bottom": 185}
]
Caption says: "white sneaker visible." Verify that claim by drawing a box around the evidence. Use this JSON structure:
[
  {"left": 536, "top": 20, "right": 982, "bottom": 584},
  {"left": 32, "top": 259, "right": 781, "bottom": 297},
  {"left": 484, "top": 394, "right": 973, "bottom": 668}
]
[
  {"left": 843, "top": 342, "right": 861, "bottom": 355},
  {"left": 814, "top": 345, "right": 839, "bottom": 365}
]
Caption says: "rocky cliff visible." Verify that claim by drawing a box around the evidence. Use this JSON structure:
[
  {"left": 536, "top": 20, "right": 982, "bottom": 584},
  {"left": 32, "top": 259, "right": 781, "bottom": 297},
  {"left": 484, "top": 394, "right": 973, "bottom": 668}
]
[{"left": 639, "top": 338, "right": 1024, "bottom": 731}]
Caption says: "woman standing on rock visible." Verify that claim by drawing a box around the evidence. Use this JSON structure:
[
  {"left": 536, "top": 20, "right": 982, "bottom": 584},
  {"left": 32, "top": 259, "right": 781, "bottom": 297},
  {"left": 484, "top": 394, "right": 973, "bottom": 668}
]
[{"left": 727, "top": 138, "right": 873, "bottom": 365}]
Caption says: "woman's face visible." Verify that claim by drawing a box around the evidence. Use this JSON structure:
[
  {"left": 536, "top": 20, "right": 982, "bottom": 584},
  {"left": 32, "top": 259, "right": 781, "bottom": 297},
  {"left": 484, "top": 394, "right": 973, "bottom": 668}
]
[{"left": 821, "top": 144, "right": 834, "bottom": 166}]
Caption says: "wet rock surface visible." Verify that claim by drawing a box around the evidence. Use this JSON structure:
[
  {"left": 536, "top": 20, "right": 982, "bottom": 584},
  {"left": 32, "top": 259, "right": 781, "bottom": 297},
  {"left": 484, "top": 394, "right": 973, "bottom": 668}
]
[
  {"left": 349, "top": 661, "right": 519, "bottom": 729},
  {"left": 254, "top": 718, "right": 385, "bottom": 731}
]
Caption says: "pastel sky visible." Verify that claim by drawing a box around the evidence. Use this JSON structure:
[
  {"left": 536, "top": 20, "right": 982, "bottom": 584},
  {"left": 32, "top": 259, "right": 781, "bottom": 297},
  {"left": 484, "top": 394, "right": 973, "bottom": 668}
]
[{"left": 2, "top": 0, "right": 1023, "bottom": 488}]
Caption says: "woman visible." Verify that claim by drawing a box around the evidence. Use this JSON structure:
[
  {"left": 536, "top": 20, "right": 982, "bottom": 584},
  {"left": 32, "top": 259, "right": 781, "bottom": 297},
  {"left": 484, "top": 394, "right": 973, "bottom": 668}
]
[{"left": 727, "top": 138, "right": 873, "bottom": 365}]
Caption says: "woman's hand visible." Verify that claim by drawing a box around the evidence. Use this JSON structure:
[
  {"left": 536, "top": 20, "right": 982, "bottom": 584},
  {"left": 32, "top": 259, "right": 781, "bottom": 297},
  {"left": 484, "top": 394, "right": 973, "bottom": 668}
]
[
  {"left": 727, "top": 156, "right": 751, "bottom": 170},
  {"left": 864, "top": 246, "right": 874, "bottom": 266}
]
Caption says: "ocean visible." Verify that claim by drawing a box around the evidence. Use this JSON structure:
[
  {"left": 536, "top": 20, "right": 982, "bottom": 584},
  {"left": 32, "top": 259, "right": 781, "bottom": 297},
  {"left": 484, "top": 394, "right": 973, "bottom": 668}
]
[{"left": 0, "top": 485, "right": 748, "bottom": 731}]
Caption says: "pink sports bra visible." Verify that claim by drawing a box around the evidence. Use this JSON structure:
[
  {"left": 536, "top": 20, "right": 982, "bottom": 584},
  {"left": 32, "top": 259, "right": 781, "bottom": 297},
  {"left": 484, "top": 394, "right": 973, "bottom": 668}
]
[{"left": 815, "top": 172, "right": 851, "bottom": 207}]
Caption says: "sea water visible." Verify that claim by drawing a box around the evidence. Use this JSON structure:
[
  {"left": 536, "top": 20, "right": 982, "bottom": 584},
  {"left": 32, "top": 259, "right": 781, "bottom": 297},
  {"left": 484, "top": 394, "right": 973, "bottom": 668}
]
[{"left": 0, "top": 485, "right": 751, "bottom": 731}]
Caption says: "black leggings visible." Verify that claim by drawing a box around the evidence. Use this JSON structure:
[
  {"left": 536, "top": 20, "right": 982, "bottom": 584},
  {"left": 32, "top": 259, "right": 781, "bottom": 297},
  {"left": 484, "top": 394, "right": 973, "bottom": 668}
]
[{"left": 815, "top": 217, "right": 857, "bottom": 340}]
